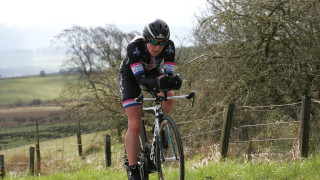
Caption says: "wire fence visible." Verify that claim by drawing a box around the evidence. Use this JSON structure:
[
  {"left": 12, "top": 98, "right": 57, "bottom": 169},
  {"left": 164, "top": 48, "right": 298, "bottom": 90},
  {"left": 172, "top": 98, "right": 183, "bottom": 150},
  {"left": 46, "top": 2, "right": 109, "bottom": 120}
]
[
  {"left": 176, "top": 99, "right": 320, "bottom": 162},
  {"left": 1, "top": 134, "right": 126, "bottom": 176},
  {"left": 230, "top": 102, "right": 301, "bottom": 161},
  {"left": 1, "top": 98, "right": 320, "bottom": 176},
  {"left": 310, "top": 99, "right": 320, "bottom": 154}
]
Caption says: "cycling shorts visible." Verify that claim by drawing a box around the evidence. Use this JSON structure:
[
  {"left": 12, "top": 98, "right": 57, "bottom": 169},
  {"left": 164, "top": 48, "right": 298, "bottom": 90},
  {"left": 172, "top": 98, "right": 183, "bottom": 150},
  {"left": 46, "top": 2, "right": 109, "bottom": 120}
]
[{"left": 119, "top": 68, "right": 164, "bottom": 109}]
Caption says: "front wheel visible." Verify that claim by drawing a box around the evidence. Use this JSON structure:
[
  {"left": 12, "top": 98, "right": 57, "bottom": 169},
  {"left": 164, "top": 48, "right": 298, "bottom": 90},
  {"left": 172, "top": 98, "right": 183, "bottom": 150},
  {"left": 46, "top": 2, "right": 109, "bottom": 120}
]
[{"left": 155, "top": 115, "right": 184, "bottom": 180}]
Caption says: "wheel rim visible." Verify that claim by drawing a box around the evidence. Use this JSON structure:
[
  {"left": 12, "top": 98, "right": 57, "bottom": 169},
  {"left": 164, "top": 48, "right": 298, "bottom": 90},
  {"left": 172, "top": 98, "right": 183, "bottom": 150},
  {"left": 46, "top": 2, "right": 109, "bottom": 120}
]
[{"left": 157, "top": 118, "right": 184, "bottom": 180}]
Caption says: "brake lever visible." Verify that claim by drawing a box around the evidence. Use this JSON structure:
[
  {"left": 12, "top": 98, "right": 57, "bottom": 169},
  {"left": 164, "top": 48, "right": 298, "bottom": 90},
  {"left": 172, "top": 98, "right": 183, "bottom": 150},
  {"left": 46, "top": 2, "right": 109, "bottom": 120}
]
[
  {"left": 186, "top": 92, "right": 195, "bottom": 107},
  {"left": 135, "top": 94, "right": 144, "bottom": 103}
]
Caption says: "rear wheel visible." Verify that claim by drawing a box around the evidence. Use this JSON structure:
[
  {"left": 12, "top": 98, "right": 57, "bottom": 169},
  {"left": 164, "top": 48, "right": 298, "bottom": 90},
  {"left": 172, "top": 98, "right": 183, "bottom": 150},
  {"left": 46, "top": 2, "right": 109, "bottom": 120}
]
[
  {"left": 155, "top": 115, "right": 184, "bottom": 180},
  {"left": 139, "top": 146, "right": 149, "bottom": 180}
]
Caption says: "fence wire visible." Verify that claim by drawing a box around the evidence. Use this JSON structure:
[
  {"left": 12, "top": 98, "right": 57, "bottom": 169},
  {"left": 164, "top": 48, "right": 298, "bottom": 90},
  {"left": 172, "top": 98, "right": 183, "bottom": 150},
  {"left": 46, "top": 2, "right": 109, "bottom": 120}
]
[
  {"left": 178, "top": 109, "right": 224, "bottom": 158},
  {"left": 2, "top": 99, "right": 320, "bottom": 176},
  {"left": 310, "top": 100, "right": 320, "bottom": 154},
  {"left": 229, "top": 103, "right": 301, "bottom": 160}
]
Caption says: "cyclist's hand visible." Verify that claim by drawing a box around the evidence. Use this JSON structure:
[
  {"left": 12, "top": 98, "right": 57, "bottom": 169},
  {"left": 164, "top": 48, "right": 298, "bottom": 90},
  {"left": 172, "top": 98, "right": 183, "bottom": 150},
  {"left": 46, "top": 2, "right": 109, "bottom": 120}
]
[
  {"left": 169, "top": 75, "right": 182, "bottom": 90},
  {"left": 159, "top": 75, "right": 171, "bottom": 90}
]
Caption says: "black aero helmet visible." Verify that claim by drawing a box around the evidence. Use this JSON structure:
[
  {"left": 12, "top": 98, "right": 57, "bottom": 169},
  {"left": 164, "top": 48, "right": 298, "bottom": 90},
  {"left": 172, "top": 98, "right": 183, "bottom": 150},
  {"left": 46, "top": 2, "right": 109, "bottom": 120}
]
[{"left": 143, "top": 19, "right": 170, "bottom": 41}]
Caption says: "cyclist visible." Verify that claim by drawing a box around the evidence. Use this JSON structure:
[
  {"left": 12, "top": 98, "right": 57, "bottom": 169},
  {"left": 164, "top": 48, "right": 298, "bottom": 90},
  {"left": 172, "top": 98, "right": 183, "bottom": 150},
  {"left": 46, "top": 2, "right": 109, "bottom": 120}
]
[{"left": 119, "top": 19, "right": 182, "bottom": 180}]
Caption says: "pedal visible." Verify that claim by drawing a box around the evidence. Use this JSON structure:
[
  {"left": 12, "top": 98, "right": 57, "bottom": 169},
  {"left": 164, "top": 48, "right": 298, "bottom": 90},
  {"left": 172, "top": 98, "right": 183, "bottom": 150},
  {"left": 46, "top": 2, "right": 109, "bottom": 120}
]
[{"left": 147, "top": 162, "right": 157, "bottom": 173}]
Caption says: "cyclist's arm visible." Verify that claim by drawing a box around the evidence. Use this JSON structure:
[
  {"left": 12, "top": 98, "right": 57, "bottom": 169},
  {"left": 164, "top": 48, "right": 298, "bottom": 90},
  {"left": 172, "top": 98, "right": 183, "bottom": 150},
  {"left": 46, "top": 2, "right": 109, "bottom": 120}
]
[
  {"left": 127, "top": 43, "right": 160, "bottom": 89},
  {"left": 163, "top": 40, "right": 176, "bottom": 75},
  {"left": 135, "top": 71, "right": 160, "bottom": 89}
]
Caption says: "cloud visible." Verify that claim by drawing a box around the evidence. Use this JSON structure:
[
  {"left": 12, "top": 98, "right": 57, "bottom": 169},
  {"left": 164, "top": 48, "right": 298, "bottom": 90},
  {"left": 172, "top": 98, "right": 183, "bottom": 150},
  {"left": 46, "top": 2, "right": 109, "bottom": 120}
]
[
  {"left": 0, "top": 23, "right": 65, "bottom": 50},
  {"left": 0, "top": 21, "right": 195, "bottom": 77},
  {"left": 0, "top": 47, "right": 66, "bottom": 77}
]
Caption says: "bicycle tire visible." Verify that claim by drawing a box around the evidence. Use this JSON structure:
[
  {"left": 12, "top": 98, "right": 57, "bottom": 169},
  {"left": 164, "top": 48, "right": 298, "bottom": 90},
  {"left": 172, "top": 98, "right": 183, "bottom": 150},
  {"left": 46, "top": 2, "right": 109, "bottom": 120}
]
[
  {"left": 155, "top": 114, "right": 184, "bottom": 180},
  {"left": 140, "top": 118, "right": 150, "bottom": 180}
]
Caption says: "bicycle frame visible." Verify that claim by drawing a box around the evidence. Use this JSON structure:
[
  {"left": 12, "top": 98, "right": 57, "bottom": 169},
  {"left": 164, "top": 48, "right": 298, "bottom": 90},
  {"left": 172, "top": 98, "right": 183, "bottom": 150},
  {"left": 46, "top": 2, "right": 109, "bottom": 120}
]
[
  {"left": 126, "top": 90, "right": 195, "bottom": 180},
  {"left": 136, "top": 91, "right": 195, "bottom": 162}
]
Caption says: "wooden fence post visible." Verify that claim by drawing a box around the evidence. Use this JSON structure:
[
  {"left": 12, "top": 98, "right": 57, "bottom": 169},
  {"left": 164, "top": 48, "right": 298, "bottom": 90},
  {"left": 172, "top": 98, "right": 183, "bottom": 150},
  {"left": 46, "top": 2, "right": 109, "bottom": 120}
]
[
  {"left": 77, "top": 120, "right": 83, "bottom": 157},
  {"left": 35, "top": 119, "right": 41, "bottom": 174},
  {"left": 36, "top": 143, "right": 41, "bottom": 174},
  {"left": 29, "top": 147, "right": 35, "bottom": 175},
  {"left": 300, "top": 95, "right": 311, "bottom": 158},
  {"left": 105, "top": 135, "right": 111, "bottom": 167},
  {"left": 0, "top": 154, "right": 5, "bottom": 178},
  {"left": 220, "top": 103, "right": 235, "bottom": 159}
]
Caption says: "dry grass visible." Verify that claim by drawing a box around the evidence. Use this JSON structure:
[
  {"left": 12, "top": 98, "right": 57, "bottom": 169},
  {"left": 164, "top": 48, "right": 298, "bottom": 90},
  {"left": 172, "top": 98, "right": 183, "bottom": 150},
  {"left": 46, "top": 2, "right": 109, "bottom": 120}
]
[
  {"left": 5, "top": 154, "right": 29, "bottom": 175},
  {"left": 0, "top": 106, "right": 61, "bottom": 127},
  {"left": 0, "top": 128, "right": 129, "bottom": 177}
]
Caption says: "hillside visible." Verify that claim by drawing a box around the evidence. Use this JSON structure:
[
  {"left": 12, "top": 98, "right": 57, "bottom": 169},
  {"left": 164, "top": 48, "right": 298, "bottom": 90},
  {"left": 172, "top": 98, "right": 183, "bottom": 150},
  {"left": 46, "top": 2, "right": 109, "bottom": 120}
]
[{"left": 0, "top": 75, "right": 74, "bottom": 105}]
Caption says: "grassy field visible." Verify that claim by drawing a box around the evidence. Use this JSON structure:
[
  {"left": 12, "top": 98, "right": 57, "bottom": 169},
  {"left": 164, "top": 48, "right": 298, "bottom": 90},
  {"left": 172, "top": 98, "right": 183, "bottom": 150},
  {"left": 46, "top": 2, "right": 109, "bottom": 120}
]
[
  {"left": 1, "top": 131, "right": 320, "bottom": 180},
  {"left": 7, "top": 157, "right": 319, "bottom": 180},
  {"left": 0, "top": 119, "right": 99, "bottom": 150},
  {"left": 0, "top": 75, "right": 74, "bottom": 105}
]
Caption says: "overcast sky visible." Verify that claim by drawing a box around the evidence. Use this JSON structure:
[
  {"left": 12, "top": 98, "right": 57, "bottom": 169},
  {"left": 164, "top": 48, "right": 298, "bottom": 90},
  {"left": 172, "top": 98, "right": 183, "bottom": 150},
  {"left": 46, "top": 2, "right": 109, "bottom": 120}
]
[{"left": 0, "top": 0, "right": 207, "bottom": 77}]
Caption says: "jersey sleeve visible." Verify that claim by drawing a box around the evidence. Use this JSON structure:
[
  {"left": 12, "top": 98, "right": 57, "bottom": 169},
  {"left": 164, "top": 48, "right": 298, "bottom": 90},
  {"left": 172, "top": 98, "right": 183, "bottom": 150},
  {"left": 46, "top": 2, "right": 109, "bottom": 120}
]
[
  {"left": 126, "top": 42, "right": 160, "bottom": 89},
  {"left": 163, "top": 40, "right": 176, "bottom": 75}
]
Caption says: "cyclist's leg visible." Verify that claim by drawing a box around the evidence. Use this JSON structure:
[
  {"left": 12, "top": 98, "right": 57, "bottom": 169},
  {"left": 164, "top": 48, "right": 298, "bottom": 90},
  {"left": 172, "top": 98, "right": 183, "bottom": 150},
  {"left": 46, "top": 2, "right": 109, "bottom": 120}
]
[
  {"left": 119, "top": 72, "right": 142, "bottom": 167},
  {"left": 125, "top": 106, "right": 142, "bottom": 166}
]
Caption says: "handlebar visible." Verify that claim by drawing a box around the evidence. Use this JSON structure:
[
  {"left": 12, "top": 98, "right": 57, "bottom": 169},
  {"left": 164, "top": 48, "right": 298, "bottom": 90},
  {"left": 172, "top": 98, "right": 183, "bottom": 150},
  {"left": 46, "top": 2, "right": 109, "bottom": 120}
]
[{"left": 135, "top": 91, "right": 195, "bottom": 107}]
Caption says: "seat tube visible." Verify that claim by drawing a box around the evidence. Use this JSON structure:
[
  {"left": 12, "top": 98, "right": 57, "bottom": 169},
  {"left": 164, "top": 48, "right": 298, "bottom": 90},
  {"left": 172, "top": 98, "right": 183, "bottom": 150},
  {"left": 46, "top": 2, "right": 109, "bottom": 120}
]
[{"left": 140, "top": 107, "right": 148, "bottom": 147}]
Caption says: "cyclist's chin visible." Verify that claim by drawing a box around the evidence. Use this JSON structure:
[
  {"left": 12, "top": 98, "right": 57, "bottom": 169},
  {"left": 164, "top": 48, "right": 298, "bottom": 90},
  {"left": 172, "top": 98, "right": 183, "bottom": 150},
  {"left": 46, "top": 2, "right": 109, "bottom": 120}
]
[{"left": 150, "top": 51, "right": 160, "bottom": 56}]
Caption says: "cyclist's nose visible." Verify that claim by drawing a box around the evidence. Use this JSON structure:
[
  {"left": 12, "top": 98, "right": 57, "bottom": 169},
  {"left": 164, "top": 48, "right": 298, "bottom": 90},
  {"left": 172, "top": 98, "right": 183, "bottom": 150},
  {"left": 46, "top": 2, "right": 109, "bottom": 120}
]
[{"left": 154, "top": 44, "right": 161, "bottom": 49}]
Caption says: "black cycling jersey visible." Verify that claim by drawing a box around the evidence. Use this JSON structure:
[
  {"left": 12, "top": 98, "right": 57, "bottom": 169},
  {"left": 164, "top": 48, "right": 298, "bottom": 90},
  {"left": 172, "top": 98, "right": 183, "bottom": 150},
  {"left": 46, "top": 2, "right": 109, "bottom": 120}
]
[{"left": 119, "top": 36, "right": 176, "bottom": 109}]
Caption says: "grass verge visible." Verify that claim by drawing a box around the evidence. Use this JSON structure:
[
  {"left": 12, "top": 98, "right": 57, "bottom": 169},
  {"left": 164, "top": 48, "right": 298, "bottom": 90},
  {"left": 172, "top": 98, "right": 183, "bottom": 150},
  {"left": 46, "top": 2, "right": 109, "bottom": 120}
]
[
  {"left": 1, "top": 131, "right": 320, "bottom": 180},
  {"left": 2, "top": 152, "right": 320, "bottom": 179}
]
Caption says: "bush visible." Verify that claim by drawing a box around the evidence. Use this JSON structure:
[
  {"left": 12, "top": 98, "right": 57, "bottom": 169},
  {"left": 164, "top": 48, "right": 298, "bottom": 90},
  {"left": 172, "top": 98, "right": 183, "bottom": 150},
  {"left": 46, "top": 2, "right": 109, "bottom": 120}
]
[
  {"left": 14, "top": 100, "right": 25, "bottom": 107},
  {"left": 83, "top": 145, "right": 102, "bottom": 156},
  {"left": 29, "top": 99, "right": 42, "bottom": 106}
]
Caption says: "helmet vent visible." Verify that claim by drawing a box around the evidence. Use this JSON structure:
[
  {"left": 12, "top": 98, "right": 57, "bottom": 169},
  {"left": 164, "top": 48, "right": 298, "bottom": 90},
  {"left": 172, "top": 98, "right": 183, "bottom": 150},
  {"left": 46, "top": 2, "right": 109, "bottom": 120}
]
[{"left": 143, "top": 19, "right": 170, "bottom": 41}]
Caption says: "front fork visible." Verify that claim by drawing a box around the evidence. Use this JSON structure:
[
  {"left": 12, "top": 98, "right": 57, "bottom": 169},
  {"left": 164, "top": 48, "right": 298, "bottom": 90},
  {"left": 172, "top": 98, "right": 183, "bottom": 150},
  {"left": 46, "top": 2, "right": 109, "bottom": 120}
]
[{"left": 150, "top": 105, "right": 163, "bottom": 163}]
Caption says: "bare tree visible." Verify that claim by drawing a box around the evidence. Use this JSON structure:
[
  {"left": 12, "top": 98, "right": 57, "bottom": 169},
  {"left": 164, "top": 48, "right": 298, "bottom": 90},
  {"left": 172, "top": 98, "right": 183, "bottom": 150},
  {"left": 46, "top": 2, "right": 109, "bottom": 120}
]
[
  {"left": 54, "top": 25, "right": 138, "bottom": 140},
  {"left": 192, "top": 0, "right": 320, "bottom": 106}
]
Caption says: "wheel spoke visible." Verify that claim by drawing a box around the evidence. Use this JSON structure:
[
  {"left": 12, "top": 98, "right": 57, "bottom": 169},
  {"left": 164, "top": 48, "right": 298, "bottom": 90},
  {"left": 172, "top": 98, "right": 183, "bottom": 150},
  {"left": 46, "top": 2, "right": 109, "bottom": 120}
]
[
  {"left": 156, "top": 115, "right": 184, "bottom": 180},
  {"left": 165, "top": 125, "right": 178, "bottom": 159}
]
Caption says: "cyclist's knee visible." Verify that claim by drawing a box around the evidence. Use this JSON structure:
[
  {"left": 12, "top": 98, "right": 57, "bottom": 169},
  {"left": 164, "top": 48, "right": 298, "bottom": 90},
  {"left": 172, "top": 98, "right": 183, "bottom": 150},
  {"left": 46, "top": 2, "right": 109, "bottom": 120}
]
[
  {"left": 128, "top": 120, "right": 141, "bottom": 135},
  {"left": 164, "top": 91, "right": 175, "bottom": 105},
  {"left": 166, "top": 91, "right": 175, "bottom": 104},
  {"left": 167, "top": 90, "right": 174, "bottom": 97},
  {"left": 125, "top": 105, "right": 142, "bottom": 135}
]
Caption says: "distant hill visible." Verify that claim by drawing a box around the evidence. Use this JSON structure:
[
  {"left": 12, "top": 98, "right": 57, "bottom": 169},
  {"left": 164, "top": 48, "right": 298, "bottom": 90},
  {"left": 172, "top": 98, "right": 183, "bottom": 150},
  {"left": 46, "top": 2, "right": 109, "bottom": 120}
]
[{"left": 0, "top": 74, "right": 75, "bottom": 105}]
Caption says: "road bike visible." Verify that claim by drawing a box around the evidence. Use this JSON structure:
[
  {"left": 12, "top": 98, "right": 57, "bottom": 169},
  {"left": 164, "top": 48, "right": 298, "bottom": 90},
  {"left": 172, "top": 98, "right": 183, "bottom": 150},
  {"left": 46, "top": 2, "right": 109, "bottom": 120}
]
[{"left": 125, "top": 89, "right": 195, "bottom": 180}]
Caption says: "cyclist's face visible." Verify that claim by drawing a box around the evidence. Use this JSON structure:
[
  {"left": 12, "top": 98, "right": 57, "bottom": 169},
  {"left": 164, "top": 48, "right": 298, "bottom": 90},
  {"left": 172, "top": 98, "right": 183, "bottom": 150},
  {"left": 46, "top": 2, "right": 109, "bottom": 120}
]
[{"left": 147, "top": 39, "right": 166, "bottom": 57}]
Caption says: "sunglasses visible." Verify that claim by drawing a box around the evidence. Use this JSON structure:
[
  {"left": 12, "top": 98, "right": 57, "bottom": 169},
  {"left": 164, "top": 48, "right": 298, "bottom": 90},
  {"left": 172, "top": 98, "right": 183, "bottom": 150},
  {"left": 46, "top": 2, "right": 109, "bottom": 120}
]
[{"left": 149, "top": 39, "right": 167, "bottom": 46}]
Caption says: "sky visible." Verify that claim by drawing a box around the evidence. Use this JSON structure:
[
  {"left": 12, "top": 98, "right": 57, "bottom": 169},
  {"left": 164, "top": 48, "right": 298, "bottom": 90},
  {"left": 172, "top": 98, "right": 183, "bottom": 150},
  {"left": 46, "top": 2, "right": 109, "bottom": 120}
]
[{"left": 0, "top": 0, "right": 207, "bottom": 77}]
